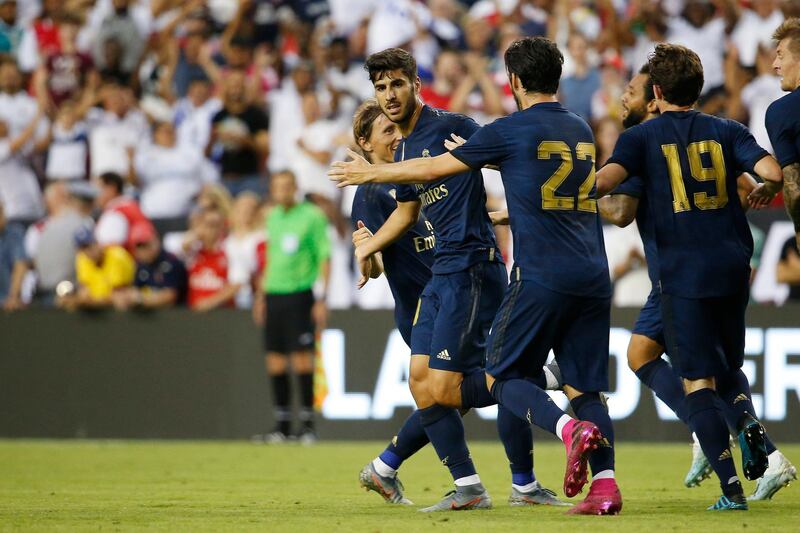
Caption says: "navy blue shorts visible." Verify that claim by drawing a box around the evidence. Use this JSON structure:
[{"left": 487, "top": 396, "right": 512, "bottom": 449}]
[
  {"left": 410, "top": 261, "right": 506, "bottom": 374},
  {"left": 660, "top": 288, "right": 748, "bottom": 380},
  {"left": 485, "top": 278, "right": 610, "bottom": 392},
  {"left": 632, "top": 288, "right": 665, "bottom": 346}
]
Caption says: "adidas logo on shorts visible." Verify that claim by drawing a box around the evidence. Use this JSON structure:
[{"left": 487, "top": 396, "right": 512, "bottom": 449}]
[
  {"left": 719, "top": 448, "right": 732, "bottom": 461},
  {"left": 436, "top": 349, "right": 451, "bottom": 360}
]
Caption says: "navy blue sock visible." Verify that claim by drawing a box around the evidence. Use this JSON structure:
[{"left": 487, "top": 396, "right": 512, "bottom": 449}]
[
  {"left": 717, "top": 369, "right": 777, "bottom": 454},
  {"left": 497, "top": 405, "right": 535, "bottom": 486},
  {"left": 380, "top": 410, "right": 429, "bottom": 470},
  {"left": 491, "top": 378, "right": 565, "bottom": 436},
  {"left": 460, "top": 371, "right": 496, "bottom": 409},
  {"left": 419, "top": 404, "right": 477, "bottom": 482},
  {"left": 571, "top": 393, "right": 615, "bottom": 475},
  {"left": 635, "top": 357, "right": 688, "bottom": 423},
  {"left": 684, "top": 388, "right": 740, "bottom": 491}
]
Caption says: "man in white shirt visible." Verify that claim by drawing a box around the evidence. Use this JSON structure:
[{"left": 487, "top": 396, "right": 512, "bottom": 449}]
[
  {"left": 173, "top": 76, "right": 222, "bottom": 153},
  {"left": 731, "top": 0, "right": 784, "bottom": 69}
]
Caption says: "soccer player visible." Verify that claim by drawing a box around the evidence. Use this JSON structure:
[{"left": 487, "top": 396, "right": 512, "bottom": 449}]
[
  {"left": 600, "top": 65, "right": 796, "bottom": 499},
  {"left": 349, "top": 99, "right": 565, "bottom": 508},
  {"left": 767, "top": 18, "right": 800, "bottom": 243},
  {"left": 331, "top": 37, "right": 620, "bottom": 515},
  {"left": 596, "top": 44, "right": 783, "bottom": 511},
  {"left": 335, "top": 47, "right": 564, "bottom": 512}
]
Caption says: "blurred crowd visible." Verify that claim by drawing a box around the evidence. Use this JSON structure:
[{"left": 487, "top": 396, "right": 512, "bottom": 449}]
[{"left": 1, "top": 0, "right": 800, "bottom": 314}]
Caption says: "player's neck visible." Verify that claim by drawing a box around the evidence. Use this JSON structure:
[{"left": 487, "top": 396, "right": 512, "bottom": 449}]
[
  {"left": 656, "top": 100, "right": 692, "bottom": 113},
  {"left": 517, "top": 93, "right": 558, "bottom": 111},
  {"left": 398, "top": 101, "right": 424, "bottom": 137}
]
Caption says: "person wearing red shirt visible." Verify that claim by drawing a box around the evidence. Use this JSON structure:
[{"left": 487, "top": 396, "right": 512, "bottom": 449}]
[{"left": 186, "top": 207, "right": 241, "bottom": 311}]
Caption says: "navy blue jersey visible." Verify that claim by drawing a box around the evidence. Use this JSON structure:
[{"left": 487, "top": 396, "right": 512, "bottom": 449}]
[
  {"left": 610, "top": 175, "right": 659, "bottom": 286},
  {"left": 135, "top": 250, "right": 187, "bottom": 302},
  {"left": 607, "top": 110, "right": 768, "bottom": 297},
  {"left": 394, "top": 106, "right": 501, "bottom": 274},
  {"left": 765, "top": 89, "right": 800, "bottom": 168},
  {"left": 351, "top": 182, "right": 434, "bottom": 344},
  {"left": 451, "top": 102, "right": 611, "bottom": 298}
]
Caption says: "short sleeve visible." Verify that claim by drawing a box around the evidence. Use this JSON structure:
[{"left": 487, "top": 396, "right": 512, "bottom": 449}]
[
  {"left": 728, "top": 119, "right": 770, "bottom": 173},
  {"left": 610, "top": 174, "right": 645, "bottom": 198},
  {"left": 766, "top": 99, "right": 800, "bottom": 168},
  {"left": 395, "top": 184, "right": 419, "bottom": 203},
  {"left": 606, "top": 126, "right": 646, "bottom": 177},
  {"left": 453, "top": 114, "right": 480, "bottom": 139},
  {"left": 450, "top": 121, "right": 509, "bottom": 170}
]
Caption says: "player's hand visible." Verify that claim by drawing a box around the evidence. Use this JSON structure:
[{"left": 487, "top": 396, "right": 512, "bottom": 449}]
[
  {"left": 352, "top": 220, "right": 373, "bottom": 247},
  {"left": 329, "top": 149, "right": 372, "bottom": 187},
  {"left": 354, "top": 243, "right": 375, "bottom": 289},
  {"left": 747, "top": 183, "right": 776, "bottom": 209},
  {"left": 443, "top": 133, "right": 467, "bottom": 151}
]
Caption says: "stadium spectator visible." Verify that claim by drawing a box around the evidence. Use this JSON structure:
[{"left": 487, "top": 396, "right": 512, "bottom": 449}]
[
  {"left": 31, "top": 0, "right": 61, "bottom": 58},
  {"left": 560, "top": 32, "right": 600, "bottom": 122},
  {"left": 0, "top": 201, "right": 25, "bottom": 308},
  {"left": 730, "top": 0, "right": 784, "bottom": 69},
  {"left": 0, "top": 0, "right": 39, "bottom": 73},
  {"left": 132, "top": 121, "right": 213, "bottom": 220},
  {"left": 254, "top": 170, "right": 330, "bottom": 443},
  {"left": 737, "top": 45, "right": 784, "bottom": 154},
  {"left": 325, "top": 36, "right": 373, "bottom": 122},
  {"left": 7, "top": 182, "right": 94, "bottom": 309},
  {"left": 0, "top": 89, "right": 46, "bottom": 226},
  {"left": 91, "top": 0, "right": 145, "bottom": 80},
  {"left": 777, "top": 237, "right": 800, "bottom": 302},
  {"left": 268, "top": 61, "right": 316, "bottom": 174},
  {"left": 60, "top": 225, "right": 135, "bottom": 310},
  {"left": 112, "top": 223, "right": 187, "bottom": 311},
  {"left": 595, "top": 116, "right": 622, "bottom": 168},
  {"left": 289, "top": 91, "right": 340, "bottom": 205},
  {"left": 42, "top": 99, "right": 91, "bottom": 182},
  {"left": 419, "top": 49, "right": 464, "bottom": 110},
  {"left": 34, "top": 12, "right": 98, "bottom": 109},
  {"left": 603, "top": 223, "right": 650, "bottom": 308},
  {"left": 185, "top": 207, "right": 241, "bottom": 312},
  {"left": 94, "top": 171, "right": 154, "bottom": 252},
  {"left": 207, "top": 69, "right": 270, "bottom": 196},
  {"left": 224, "top": 191, "right": 264, "bottom": 309},
  {"left": 86, "top": 81, "right": 149, "bottom": 178},
  {"left": 172, "top": 75, "right": 222, "bottom": 153}
]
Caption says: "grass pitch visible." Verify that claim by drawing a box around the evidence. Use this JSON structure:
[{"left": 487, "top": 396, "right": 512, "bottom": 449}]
[{"left": 0, "top": 440, "right": 797, "bottom": 532}]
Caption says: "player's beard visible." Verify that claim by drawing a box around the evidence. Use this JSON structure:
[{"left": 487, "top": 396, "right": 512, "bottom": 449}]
[{"left": 622, "top": 106, "right": 646, "bottom": 129}]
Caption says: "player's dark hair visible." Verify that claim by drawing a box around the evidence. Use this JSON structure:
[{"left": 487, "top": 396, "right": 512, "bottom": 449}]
[
  {"left": 364, "top": 48, "right": 417, "bottom": 84},
  {"left": 99, "top": 172, "right": 124, "bottom": 194},
  {"left": 773, "top": 17, "right": 800, "bottom": 57},
  {"left": 352, "top": 99, "right": 383, "bottom": 161},
  {"left": 647, "top": 43, "right": 703, "bottom": 107},
  {"left": 504, "top": 37, "right": 563, "bottom": 95},
  {"left": 638, "top": 63, "right": 655, "bottom": 102}
]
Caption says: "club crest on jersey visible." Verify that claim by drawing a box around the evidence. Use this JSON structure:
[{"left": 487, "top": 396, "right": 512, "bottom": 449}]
[{"left": 421, "top": 149, "right": 431, "bottom": 158}]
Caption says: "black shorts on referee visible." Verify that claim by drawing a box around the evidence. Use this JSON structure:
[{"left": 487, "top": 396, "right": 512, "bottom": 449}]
[{"left": 264, "top": 289, "right": 316, "bottom": 353}]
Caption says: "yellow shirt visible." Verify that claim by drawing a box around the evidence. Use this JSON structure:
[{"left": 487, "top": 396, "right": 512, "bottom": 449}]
[{"left": 76, "top": 246, "right": 135, "bottom": 299}]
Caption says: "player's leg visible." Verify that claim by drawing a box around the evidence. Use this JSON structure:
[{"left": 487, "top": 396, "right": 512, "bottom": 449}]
[
  {"left": 264, "top": 292, "right": 292, "bottom": 442},
  {"left": 712, "top": 288, "right": 796, "bottom": 500},
  {"left": 360, "top": 297, "right": 435, "bottom": 504},
  {"left": 662, "top": 292, "right": 747, "bottom": 510},
  {"left": 287, "top": 290, "right": 318, "bottom": 442},
  {"left": 556, "top": 296, "right": 622, "bottom": 515},
  {"left": 498, "top": 404, "right": 570, "bottom": 507},
  {"left": 485, "top": 278, "right": 599, "bottom": 500},
  {"left": 418, "top": 267, "right": 496, "bottom": 512}
]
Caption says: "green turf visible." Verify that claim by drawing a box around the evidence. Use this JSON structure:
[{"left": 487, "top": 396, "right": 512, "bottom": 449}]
[{"left": 0, "top": 440, "right": 797, "bottom": 532}]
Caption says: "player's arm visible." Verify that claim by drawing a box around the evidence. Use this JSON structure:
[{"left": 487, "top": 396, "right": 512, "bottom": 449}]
[
  {"left": 353, "top": 200, "right": 420, "bottom": 288},
  {"left": 330, "top": 149, "right": 468, "bottom": 187},
  {"left": 781, "top": 162, "right": 800, "bottom": 233},
  {"left": 736, "top": 173, "right": 758, "bottom": 212},
  {"left": 747, "top": 155, "right": 784, "bottom": 208},
  {"left": 596, "top": 163, "right": 630, "bottom": 198},
  {"left": 598, "top": 195, "right": 638, "bottom": 227},
  {"left": 489, "top": 209, "right": 509, "bottom": 226}
]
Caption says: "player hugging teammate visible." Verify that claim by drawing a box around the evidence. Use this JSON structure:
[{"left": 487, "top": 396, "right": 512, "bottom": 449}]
[{"left": 329, "top": 24, "right": 799, "bottom": 515}]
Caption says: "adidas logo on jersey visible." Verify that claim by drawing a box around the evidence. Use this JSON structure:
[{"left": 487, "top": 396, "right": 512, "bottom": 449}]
[
  {"left": 719, "top": 448, "right": 732, "bottom": 461},
  {"left": 436, "top": 349, "right": 451, "bottom": 361}
]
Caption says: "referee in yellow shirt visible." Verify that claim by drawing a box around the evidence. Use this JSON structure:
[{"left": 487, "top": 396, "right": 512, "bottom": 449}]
[{"left": 254, "top": 170, "right": 331, "bottom": 443}]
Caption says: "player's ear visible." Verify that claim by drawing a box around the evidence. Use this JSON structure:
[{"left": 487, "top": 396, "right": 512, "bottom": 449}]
[
  {"left": 414, "top": 76, "right": 421, "bottom": 93},
  {"left": 358, "top": 137, "right": 372, "bottom": 153},
  {"left": 652, "top": 84, "right": 664, "bottom": 101}
]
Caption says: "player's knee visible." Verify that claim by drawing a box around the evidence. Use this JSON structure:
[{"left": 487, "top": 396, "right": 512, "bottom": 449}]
[
  {"left": 266, "top": 353, "right": 288, "bottom": 375},
  {"left": 627, "top": 335, "right": 662, "bottom": 372},
  {"left": 290, "top": 351, "right": 314, "bottom": 374},
  {"left": 429, "top": 374, "right": 460, "bottom": 407}
]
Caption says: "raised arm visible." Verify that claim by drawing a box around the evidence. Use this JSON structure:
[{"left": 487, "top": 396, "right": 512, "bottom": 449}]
[{"left": 329, "top": 149, "right": 469, "bottom": 187}]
